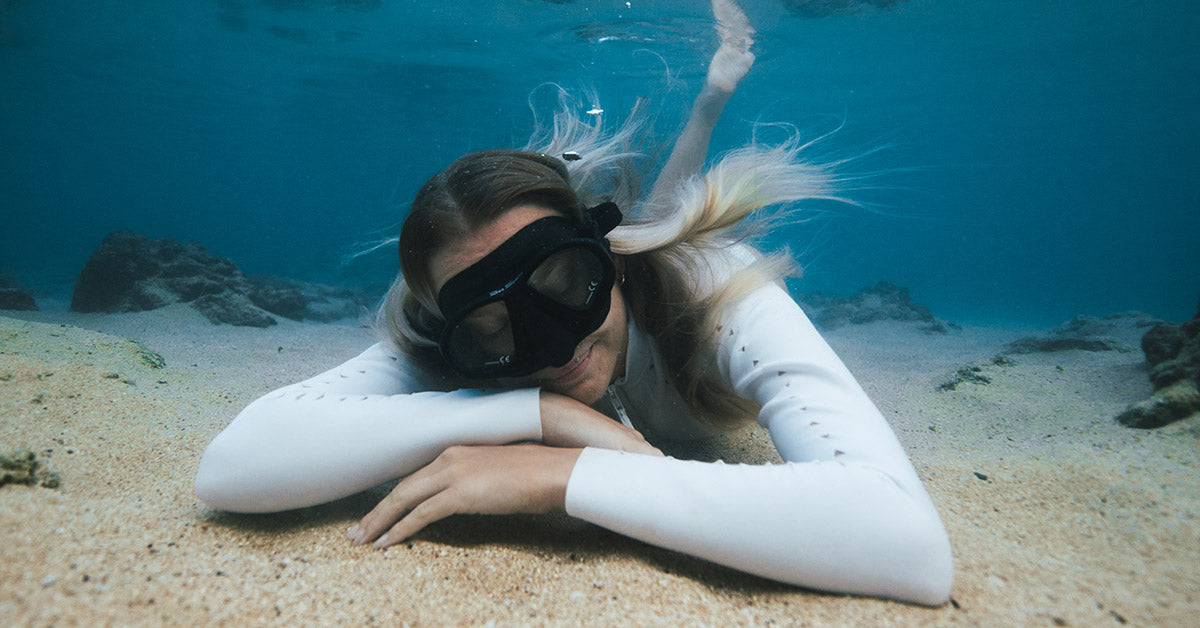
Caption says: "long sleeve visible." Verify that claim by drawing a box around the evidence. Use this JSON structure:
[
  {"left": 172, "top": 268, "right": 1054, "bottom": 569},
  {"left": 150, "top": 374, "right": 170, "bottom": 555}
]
[
  {"left": 564, "top": 285, "right": 953, "bottom": 605},
  {"left": 195, "top": 343, "right": 542, "bottom": 513}
]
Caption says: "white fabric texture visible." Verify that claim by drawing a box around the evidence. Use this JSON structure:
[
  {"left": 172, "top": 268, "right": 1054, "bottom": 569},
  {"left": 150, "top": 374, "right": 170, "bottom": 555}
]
[{"left": 195, "top": 283, "right": 953, "bottom": 605}]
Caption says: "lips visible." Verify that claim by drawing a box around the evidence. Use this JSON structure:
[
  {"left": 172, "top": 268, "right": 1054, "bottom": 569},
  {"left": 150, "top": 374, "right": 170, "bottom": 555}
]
[{"left": 547, "top": 345, "right": 593, "bottom": 387}]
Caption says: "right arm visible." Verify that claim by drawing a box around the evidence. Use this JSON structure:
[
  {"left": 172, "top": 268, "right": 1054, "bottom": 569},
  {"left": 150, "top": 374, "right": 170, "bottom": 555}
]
[
  {"left": 194, "top": 344, "right": 654, "bottom": 513},
  {"left": 194, "top": 343, "right": 543, "bottom": 513}
]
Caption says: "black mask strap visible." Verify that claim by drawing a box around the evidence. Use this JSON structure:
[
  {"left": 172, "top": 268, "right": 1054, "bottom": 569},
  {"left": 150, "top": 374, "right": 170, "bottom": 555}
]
[{"left": 586, "top": 202, "right": 622, "bottom": 238}]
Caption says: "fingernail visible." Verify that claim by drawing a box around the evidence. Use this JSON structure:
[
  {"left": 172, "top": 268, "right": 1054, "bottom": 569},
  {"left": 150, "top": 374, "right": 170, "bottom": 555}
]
[
  {"left": 372, "top": 533, "right": 389, "bottom": 549},
  {"left": 346, "top": 524, "right": 359, "bottom": 541},
  {"left": 354, "top": 528, "right": 367, "bottom": 545}
]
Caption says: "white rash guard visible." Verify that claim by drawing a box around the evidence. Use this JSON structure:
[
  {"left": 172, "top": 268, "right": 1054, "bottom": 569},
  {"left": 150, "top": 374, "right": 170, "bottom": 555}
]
[{"left": 195, "top": 283, "right": 953, "bottom": 606}]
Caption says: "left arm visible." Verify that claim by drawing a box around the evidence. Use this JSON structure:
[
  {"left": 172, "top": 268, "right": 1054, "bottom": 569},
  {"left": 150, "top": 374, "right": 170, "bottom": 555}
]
[
  {"left": 564, "top": 285, "right": 953, "bottom": 605},
  {"left": 644, "top": 0, "right": 756, "bottom": 209}
]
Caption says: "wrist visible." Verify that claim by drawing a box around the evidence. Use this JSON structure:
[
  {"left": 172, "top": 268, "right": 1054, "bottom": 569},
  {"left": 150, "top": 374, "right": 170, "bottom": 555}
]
[
  {"left": 542, "top": 445, "right": 585, "bottom": 511},
  {"left": 694, "top": 84, "right": 732, "bottom": 119}
]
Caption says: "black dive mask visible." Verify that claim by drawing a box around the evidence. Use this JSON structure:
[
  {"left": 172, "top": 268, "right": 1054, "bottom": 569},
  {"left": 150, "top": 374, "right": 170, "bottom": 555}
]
[{"left": 436, "top": 202, "right": 622, "bottom": 380}]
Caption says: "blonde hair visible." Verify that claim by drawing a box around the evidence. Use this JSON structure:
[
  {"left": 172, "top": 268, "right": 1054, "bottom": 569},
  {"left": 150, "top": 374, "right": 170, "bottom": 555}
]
[{"left": 378, "top": 91, "right": 840, "bottom": 425}]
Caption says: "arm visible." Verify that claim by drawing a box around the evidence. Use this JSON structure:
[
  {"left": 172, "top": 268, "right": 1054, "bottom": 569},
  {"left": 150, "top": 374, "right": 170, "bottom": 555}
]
[
  {"left": 194, "top": 343, "right": 543, "bottom": 513},
  {"left": 563, "top": 285, "right": 954, "bottom": 605},
  {"left": 194, "top": 344, "right": 657, "bottom": 513},
  {"left": 645, "top": 0, "right": 756, "bottom": 209}
]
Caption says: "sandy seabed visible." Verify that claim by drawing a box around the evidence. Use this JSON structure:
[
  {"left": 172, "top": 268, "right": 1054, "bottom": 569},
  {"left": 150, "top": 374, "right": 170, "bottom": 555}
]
[{"left": 0, "top": 303, "right": 1196, "bottom": 627}]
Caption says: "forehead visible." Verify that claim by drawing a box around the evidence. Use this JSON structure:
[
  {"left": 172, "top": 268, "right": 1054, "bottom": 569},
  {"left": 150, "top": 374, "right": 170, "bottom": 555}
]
[{"left": 430, "top": 204, "right": 561, "bottom": 296}]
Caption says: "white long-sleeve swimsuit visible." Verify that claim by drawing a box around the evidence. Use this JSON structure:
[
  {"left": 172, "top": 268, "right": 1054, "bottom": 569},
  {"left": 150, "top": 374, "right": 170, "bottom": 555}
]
[{"left": 195, "top": 282, "right": 953, "bottom": 605}]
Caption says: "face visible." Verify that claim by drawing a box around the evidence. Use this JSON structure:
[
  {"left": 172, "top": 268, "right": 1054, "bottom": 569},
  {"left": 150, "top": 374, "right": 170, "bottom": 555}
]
[{"left": 430, "top": 204, "right": 628, "bottom": 404}]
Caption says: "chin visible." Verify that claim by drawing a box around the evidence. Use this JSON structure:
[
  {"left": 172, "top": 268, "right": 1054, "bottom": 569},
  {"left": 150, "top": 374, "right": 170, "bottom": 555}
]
[{"left": 548, "top": 375, "right": 607, "bottom": 406}]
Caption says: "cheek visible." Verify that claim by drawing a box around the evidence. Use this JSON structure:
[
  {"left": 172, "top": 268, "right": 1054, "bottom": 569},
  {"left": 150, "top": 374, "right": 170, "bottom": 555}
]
[{"left": 602, "top": 286, "right": 627, "bottom": 330}]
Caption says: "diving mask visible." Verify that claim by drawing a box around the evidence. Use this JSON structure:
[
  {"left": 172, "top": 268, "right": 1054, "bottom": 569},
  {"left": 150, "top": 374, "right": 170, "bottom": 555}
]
[{"left": 436, "top": 202, "right": 622, "bottom": 379}]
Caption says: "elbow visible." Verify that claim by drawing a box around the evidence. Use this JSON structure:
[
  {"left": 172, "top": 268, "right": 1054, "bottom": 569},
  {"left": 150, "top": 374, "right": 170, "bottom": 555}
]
[
  {"left": 194, "top": 431, "right": 279, "bottom": 514},
  {"left": 194, "top": 438, "right": 249, "bottom": 512},
  {"left": 194, "top": 396, "right": 301, "bottom": 513},
  {"left": 900, "top": 515, "right": 955, "bottom": 606}
]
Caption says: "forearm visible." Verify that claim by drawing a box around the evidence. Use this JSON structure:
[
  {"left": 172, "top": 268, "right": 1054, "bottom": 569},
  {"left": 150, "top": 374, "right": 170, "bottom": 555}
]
[
  {"left": 195, "top": 385, "right": 542, "bottom": 513},
  {"left": 565, "top": 449, "right": 953, "bottom": 605},
  {"left": 647, "top": 85, "right": 735, "bottom": 206}
]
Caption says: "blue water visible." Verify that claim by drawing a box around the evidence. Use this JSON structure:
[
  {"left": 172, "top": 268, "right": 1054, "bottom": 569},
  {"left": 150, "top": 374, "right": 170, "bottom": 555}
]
[{"left": 2, "top": 0, "right": 1197, "bottom": 326}]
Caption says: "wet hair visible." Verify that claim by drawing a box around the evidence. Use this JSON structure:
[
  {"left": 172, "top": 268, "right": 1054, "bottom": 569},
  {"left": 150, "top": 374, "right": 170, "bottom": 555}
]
[{"left": 379, "top": 94, "right": 838, "bottom": 426}]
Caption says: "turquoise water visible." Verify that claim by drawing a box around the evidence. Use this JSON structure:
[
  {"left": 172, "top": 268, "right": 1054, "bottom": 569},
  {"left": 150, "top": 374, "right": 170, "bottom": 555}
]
[{"left": 1, "top": 0, "right": 1197, "bottom": 326}]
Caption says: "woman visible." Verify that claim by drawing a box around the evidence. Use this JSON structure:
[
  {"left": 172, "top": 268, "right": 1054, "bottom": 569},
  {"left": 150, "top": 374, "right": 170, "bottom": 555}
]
[{"left": 195, "top": 0, "right": 953, "bottom": 606}]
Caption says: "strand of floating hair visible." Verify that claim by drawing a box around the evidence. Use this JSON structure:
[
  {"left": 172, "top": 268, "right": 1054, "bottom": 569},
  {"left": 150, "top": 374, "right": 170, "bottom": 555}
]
[
  {"left": 340, "top": 234, "right": 400, "bottom": 267},
  {"left": 609, "top": 132, "right": 842, "bottom": 255},
  {"left": 523, "top": 83, "right": 649, "bottom": 211}
]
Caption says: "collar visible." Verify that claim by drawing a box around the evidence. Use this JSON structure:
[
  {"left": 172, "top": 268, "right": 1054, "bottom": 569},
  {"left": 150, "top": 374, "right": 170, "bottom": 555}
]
[{"left": 613, "top": 306, "right": 653, "bottom": 387}]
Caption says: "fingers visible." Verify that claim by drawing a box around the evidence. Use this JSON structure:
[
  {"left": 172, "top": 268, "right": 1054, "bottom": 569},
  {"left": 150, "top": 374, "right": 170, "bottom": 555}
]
[
  {"left": 372, "top": 490, "right": 459, "bottom": 550},
  {"left": 706, "top": 0, "right": 756, "bottom": 94},
  {"left": 348, "top": 454, "right": 449, "bottom": 546},
  {"left": 711, "top": 0, "right": 754, "bottom": 51},
  {"left": 346, "top": 444, "right": 580, "bottom": 550}
]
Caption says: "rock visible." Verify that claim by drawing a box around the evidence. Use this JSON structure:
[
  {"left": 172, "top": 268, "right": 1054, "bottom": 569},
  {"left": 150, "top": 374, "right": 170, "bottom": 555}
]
[
  {"left": 938, "top": 366, "right": 990, "bottom": 391},
  {"left": 0, "top": 289, "right": 38, "bottom": 311},
  {"left": 71, "top": 230, "right": 373, "bottom": 326},
  {"left": 72, "top": 231, "right": 242, "bottom": 313},
  {"left": 247, "top": 275, "right": 369, "bottom": 323},
  {"left": 1, "top": 449, "right": 60, "bottom": 489},
  {"left": 1116, "top": 299, "right": 1200, "bottom": 428},
  {"left": 1116, "top": 380, "right": 1200, "bottom": 428},
  {"left": 192, "top": 292, "right": 276, "bottom": 328},
  {"left": 247, "top": 279, "right": 307, "bottom": 321},
  {"left": 1004, "top": 313, "right": 1160, "bottom": 355},
  {"left": 71, "top": 231, "right": 276, "bottom": 327},
  {"left": 1142, "top": 324, "right": 1186, "bottom": 366},
  {"left": 797, "top": 281, "right": 955, "bottom": 333},
  {"left": 0, "top": 273, "right": 38, "bottom": 311},
  {"left": 937, "top": 355, "right": 1016, "bottom": 392},
  {"left": 1005, "top": 336, "right": 1132, "bottom": 354}
]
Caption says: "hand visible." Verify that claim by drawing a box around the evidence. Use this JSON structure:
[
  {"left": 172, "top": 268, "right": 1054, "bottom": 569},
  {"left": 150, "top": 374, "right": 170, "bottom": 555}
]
[
  {"left": 348, "top": 444, "right": 581, "bottom": 549},
  {"left": 540, "top": 390, "right": 663, "bottom": 456},
  {"left": 706, "top": 0, "right": 755, "bottom": 93}
]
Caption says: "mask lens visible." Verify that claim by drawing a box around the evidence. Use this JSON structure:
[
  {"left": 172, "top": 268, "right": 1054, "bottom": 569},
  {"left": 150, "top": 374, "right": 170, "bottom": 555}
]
[
  {"left": 444, "top": 301, "right": 515, "bottom": 371},
  {"left": 528, "top": 247, "right": 605, "bottom": 310}
]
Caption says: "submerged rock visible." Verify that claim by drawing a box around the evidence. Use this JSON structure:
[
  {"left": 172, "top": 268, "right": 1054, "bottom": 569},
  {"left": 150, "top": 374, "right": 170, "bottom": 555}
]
[
  {"left": 247, "top": 275, "right": 369, "bottom": 323},
  {"left": 797, "top": 281, "right": 955, "bottom": 333},
  {"left": 937, "top": 355, "right": 1017, "bottom": 392},
  {"left": 70, "top": 231, "right": 373, "bottom": 327},
  {"left": 1142, "top": 324, "right": 1186, "bottom": 367},
  {"left": 1117, "top": 380, "right": 1200, "bottom": 428},
  {"left": 0, "top": 449, "right": 60, "bottom": 489},
  {"left": 0, "top": 273, "right": 38, "bottom": 311},
  {"left": 0, "top": 289, "right": 37, "bottom": 311},
  {"left": 71, "top": 230, "right": 273, "bottom": 326},
  {"left": 190, "top": 292, "right": 273, "bottom": 328},
  {"left": 1117, "top": 300, "right": 1200, "bottom": 428},
  {"left": 1005, "top": 336, "right": 1132, "bottom": 354},
  {"left": 1004, "top": 313, "right": 1161, "bottom": 355}
]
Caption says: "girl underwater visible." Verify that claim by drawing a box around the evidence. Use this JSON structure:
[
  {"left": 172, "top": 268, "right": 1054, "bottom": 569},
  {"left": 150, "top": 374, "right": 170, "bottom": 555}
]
[{"left": 195, "top": 0, "right": 953, "bottom": 606}]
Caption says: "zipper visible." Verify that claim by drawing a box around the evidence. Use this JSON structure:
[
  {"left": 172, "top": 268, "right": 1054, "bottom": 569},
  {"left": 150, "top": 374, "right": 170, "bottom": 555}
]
[{"left": 606, "top": 385, "right": 634, "bottom": 428}]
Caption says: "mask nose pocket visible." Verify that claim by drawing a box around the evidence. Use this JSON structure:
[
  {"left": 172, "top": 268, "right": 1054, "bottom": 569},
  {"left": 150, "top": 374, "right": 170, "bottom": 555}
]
[{"left": 515, "top": 304, "right": 580, "bottom": 369}]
